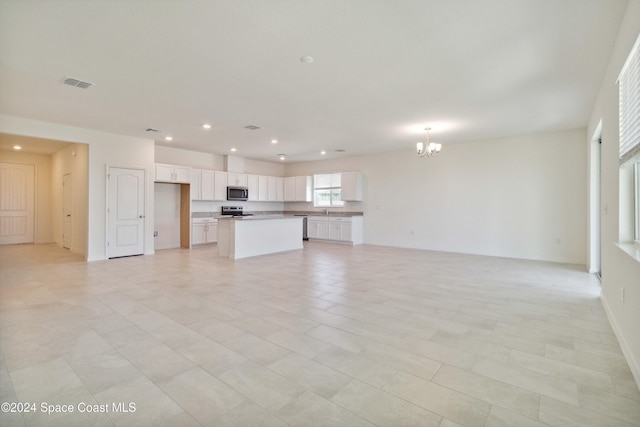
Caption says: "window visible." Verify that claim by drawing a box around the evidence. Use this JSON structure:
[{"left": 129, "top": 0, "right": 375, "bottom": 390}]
[
  {"left": 314, "top": 173, "right": 344, "bottom": 207},
  {"left": 618, "top": 34, "right": 640, "bottom": 244}
]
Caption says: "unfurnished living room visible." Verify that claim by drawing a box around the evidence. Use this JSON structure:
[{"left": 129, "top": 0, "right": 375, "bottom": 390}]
[{"left": 0, "top": 1, "right": 639, "bottom": 426}]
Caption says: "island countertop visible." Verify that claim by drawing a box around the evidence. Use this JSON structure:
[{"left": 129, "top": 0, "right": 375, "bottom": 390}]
[{"left": 217, "top": 215, "right": 303, "bottom": 259}]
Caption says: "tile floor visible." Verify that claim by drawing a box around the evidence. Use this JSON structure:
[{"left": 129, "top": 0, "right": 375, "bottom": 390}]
[{"left": 0, "top": 242, "right": 638, "bottom": 426}]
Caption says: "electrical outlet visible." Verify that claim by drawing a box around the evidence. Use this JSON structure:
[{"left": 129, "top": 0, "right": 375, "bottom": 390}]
[{"left": 621, "top": 287, "right": 625, "bottom": 302}]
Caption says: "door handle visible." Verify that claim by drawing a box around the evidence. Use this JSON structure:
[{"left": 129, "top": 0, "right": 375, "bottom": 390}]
[
  {"left": 66, "top": 214, "right": 71, "bottom": 217},
  {"left": 139, "top": 215, "right": 145, "bottom": 219}
]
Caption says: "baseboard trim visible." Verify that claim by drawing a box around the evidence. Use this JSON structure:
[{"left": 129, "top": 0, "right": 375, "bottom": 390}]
[{"left": 600, "top": 293, "right": 640, "bottom": 391}]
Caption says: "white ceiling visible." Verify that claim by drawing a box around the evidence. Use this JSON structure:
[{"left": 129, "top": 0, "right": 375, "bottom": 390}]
[{"left": 0, "top": 0, "right": 629, "bottom": 162}]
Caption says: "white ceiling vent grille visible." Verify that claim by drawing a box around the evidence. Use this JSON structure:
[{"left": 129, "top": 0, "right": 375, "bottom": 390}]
[
  {"left": 244, "top": 125, "right": 261, "bottom": 130},
  {"left": 63, "top": 77, "right": 94, "bottom": 89}
]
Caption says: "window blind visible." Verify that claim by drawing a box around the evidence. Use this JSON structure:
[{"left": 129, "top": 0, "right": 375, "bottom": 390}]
[{"left": 619, "top": 34, "right": 640, "bottom": 165}]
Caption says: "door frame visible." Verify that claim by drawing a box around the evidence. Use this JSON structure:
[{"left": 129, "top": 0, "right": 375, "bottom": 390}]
[
  {"left": 589, "top": 121, "right": 603, "bottom": 277},
  {"left": 62, "top": 173, "right": 72, "bottom": 249},
  {"left": 105, "top": 164, "right": 147, "bottom": 258}
]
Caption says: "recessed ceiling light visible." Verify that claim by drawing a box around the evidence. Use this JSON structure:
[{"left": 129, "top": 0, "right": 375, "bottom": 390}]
[
  {"left": 165, "top": 136, "right": 173, "bottom": 141},
  {"left": 202, "top": 124, "right": 211, "bottom": 129},
  {"left": 320, "top": 150, "right": 326, "bottom": 155},
  {"left": 278, "top": 154, "right": 286, "bottom": 160},
  {"left": 13, "top": 145, "right": 22, "bottom": 150},
  {"left": 271, "top": 139, "right": 278, "bottom": 144},
  {"left": 300, "top": 56, "right": 314, "bottom": 63},
  {"left": 230, "top": 148, "right": 237, "bottom": 152}
]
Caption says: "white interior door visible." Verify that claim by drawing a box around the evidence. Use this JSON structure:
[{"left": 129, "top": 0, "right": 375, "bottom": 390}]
[
  {"left": 0, "top": 163, "right": 35, "bottom": 245},
  {"left": 63, "top": 173, "right": 72, "bottom": 249},
  {"left": 108, "top": 167, "right": 145, "bottom": 258}
]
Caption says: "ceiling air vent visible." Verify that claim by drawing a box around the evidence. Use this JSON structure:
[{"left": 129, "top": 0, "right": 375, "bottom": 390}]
[
  {"left": 244, "top": 125, "right": 261, "bottom": 130},
  {"left": 145, "top": 128, "right": 160, "bottom": 132},
  {"left": 63, "top": 77, "right": 94, "bottom": 89}
]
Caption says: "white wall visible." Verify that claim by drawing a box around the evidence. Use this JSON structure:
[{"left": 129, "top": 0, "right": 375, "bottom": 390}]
[
  {"left": 587, "top": 0, "right": 640, "bottom": 388},
  {"left": 0, "top": 114, "right": 156, "bottom": 261},
  {"left": 155, "top": 145, "right": 224, "bottom": 170},
  {"left": 287, "top": 128, "right": 587, "bottom": 264},
  {"left": 0, "top": 149, "right": 54, "bottom": 243},
  {"left": 154, "top": 146, "right": 285, "bottom": 176}
]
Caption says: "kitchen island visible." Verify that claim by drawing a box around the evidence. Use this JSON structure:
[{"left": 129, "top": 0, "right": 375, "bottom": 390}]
[{"left": 217, "top": 215, "right": 303, "bottom": 259}]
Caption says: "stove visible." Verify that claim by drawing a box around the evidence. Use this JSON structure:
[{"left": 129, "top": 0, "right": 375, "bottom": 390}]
[{"left": 221, "top": 206, "right": 253, "bottom": 217}]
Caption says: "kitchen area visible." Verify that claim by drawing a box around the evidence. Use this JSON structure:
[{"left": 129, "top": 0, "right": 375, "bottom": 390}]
[{"left": 153, "top": 150, "right": 364, "bottom": 259}]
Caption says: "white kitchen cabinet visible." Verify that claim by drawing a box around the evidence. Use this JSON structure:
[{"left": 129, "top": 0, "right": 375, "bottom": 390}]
[
  {"left": 341, "top": 172, "right": 363, "bottom": 201},
  {"left": 155, "top": 163, "right": 191, "bottom": 183},
  {"left": 275, "top": 177, "right": 284, "bottom": 201},
  {"left": 214, "top": 171, "right": 228, "bottom": 201},
  {"left": 190, "top": 169, "right": 216, "bottom": 200},
  {"left": 314, "top": 172, "right": 340, "bottom": 188},
  {"left": 284, "top": 176, "right": 312, "bottom": 201},
  {"left": 192, "top": 218, "right": 217, "bottom": 245},
  {"left": 267, "top": 176, "right": 277, "bottom": 201},
  {"left": 228, "top": 172, "right": 248, "bottom": 187},
  {"left": 307, "top": 217, "right": 329, "bottom": 239},
  {"left": 284, "top": 177, "right": 296, "bottom": 201},
  {"left": 191, "top": 169, "right": 202, "bottom": 200},
  {"left": 258, "top": 175, "right": 269, "bottom": 201},
  {"left": 308, "top": 216, "right": 362, "bottom": 244},
  {"left": 202, "top": 170, "right": 215, "bottom": 200},
  {"left": 247, "top": 174, "right": 259, "bottom": 201}
]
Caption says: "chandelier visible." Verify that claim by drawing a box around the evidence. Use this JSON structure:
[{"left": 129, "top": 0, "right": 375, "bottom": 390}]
[{"left": 416, "top": 127, "right": 442, "bottom": 158}]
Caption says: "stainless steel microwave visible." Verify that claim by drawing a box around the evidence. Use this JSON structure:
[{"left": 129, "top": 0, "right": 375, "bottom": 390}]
[{"left": 227, "top": 186, "right": 248, "bottom": 201}]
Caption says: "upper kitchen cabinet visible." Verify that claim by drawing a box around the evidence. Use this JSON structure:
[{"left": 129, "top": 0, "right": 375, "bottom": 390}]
[
  {"left": 228, "top": 172, "right": 248, "bottom": 187},
  {"left": 284, "top": 176, "right": 312, "bottom": 202},
  {"left": 191, "top": 169, "right": 202, "bottom": 199},
  {"left": 155, "top": 163, "right": 191, "bottom": 183},
  {"left": 214, "top": 171, "right": 228, "bottom": 200},
  {"left": 190, "top": 169, "right": 218, "bottom": 200},
  {"left": 247, "top": 174, "right": 259, "bottom": 201},
  {"left": 267, "top": 176, "right": 284, "bottom": 201},
  {"left": 314, "top": 172, "right": 340, "bottom": 189},
  {"left": 275, "top": 177, "right": 284, "bottom": 201},
  {"left": 341, "top": 172, "right": 362, "bottom": 201}
]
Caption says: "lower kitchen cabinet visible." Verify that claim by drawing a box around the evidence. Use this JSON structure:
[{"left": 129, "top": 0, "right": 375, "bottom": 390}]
[
  {"left": 307, "top": 216, "right": 362, "bottom": 244},
  {"left": 192, "top": 218, "right": 217, "bottom": 246}
]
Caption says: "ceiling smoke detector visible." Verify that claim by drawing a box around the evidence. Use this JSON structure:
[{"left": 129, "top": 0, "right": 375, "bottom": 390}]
[
  {"left": 244, "top": 125, "right": 261, "bottom": 130},
  {"left": 63, "top": 77, "right": 94, "bottom": 89}
]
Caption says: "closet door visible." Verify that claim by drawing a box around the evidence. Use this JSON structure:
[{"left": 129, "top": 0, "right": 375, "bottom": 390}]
[{"left": 0, "top": 163, "right": 35, "bottom": 245}]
